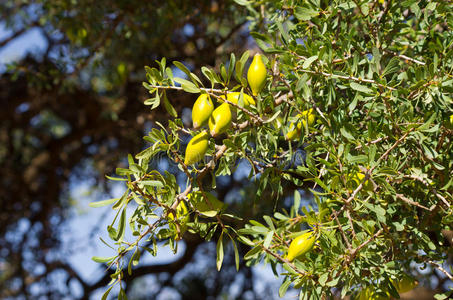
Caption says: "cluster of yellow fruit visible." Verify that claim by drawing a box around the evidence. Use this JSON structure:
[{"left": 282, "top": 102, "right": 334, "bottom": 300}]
[
  {"left": 285, "top": 108, "right": 316, "bottom": 141},
  {"left": 356, "top": 274, "right": 418, "bottom": 299},
  {"left": 184, "top": 54, "right": 266, "bottom": 166}
]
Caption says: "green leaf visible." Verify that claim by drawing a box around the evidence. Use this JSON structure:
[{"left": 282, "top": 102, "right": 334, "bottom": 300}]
[
  {"left": 382, "top": 57, "right": 400, "bottom": 77},
  {"left": 116, "top": 208, "right": 127, "bottom": 241},
  {"left": 216, "top": 232, "right": 224, "bottom": 271},
  {"left": 140, "top": 180, "right": 164, "bottom": 188},
  {"left": 230, "top": 237, "right": 240, "bottom": 271},
  {"left": 190, "top": 191, "right": 225, "bottom": 217},
  {"left": 244, "top": 244, "right": 262, "bottom": 260},
  {"left": 263, "top": 231, "right": 274, "bottom": 248},
  {"left": 173, "top": 61, "right": 192, "bottom": 78},
  {"left": 303, "top": 55, "right": 318, "bottom": 69},
  {"left": 340, "top": 127, "right": 355, "bottom": 141},
  {"left": 233, "top": 0, "right": 251, "bottom": 5},
  {"left": 174, "top": 77, "right": 200, "bottom": 93},
  {"left": 279, "top": 278, "right": 292, "bottom": 297},
  {"left": 89, "top": 198, "right": 118, "bottom": 208},
  {"left": 294, "top": 7, "right": 319, "bottom": 21},
  {"left": 91, "top": 255, "right": 115, "bottom": 263},
  {"left": 162, "top": 91, "right": 177, "bottom": 117},
  {"left": 350, "top": 82, "right": 373, "bottom": 93},
  {"left": 101, "top": 284, "right": 116, "bottom": 300},
  {"left": 319, "top": 272, "right": 329, "bottom": 286}
]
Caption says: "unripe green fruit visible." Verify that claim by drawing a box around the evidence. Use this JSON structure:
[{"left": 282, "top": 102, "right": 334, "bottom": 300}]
[
  {"left": 184, "top": 131, "right": 209, "bottom": 165},
  {"left": 208, "top": 103, "right": 232, "bottom": 137},
  {"left": 286, "top": 231, "right": 316, "bottom": 262},
  {"left": 192, "top": 94, "right": 214, "bottom": 129},
  {"left": 247, "top": 54, "right": 267, "bottom": 96},
  {"left": 226, "top": 92, "right": 256, "bottom": 107}
]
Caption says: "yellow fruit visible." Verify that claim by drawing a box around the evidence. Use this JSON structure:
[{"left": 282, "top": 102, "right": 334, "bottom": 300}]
[
  {"left": 168, "top": 200, "right": 189, "bottom": 222},
  {"left": 349, "top": 172, "right": 373, "bottom": 192},
  {"left": 168, "top": 201, "right": 189, "bottom": 237},
  {"left": 391, "top": 274, "right": 418, "bottom": 294},
  {"left": 285, "top": 123, "right": 300, "bottom": 141},
  {"left": 357, "top": 288, "right": 369, "bottom": 300},
  {"left": 226, "top": 92, "right": 256, "bottom": 107},
  {"left": 247, "top": 53, "right": 267, "bottom": 96},
  {"left": 285, "top": 109, "right": 316, "bottom": 140},
  {"left": 296, "top": 109, "right": 316, "bottom": 129},
  {"left": 208, "top": 103, "right": 232, "bottom": 137},
  {"left": 192, "top": 94, "right": 214, "bottom": 129},
  {"left": 357, "top": 288, "right": 390, "bottom": 300},
  {"left": 184, "top": 131, "right": 209, "bottom": 165},
  {"left": 286, "top": 231, "right": 316, "bottom": 262}
]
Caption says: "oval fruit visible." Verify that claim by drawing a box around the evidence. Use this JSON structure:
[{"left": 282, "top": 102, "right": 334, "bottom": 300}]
[
  {"left": 391, "top": 274, "right": 418, "bottom": 294},
  {"left": 357, "top": 288, "right": 390, "bottom": 300},
  {"left": 286, "top": 231, "right": 316, "bottom": 262},
  {"left": 168, "top": 201, "right": 189, "bottom": 238},
  {"left": 296, "top": 109, "right": 315, "bottom": 129},
  {"left": 208, "top": 103, "right": 232, "bottom": 137},
  {"left": 226, "top": 92, "right": 256, "bottom": 107},
  {"left": 168, "top": 200, "right": 189, "bottom": 222},
  {"left": 349, "top": 172, "right": 373, "bottom": 192},
  {"left": 247, "top": 54, "right": 267, "bottom": 96},
  {"left": 285, "top": 123, "right": 300, "bottom": 141},
  {"left": 285, "top": 109, "right": 316, "bottom": 141},
  {"left": 184, "top": 131, "right": 209, "bottom": 165},
  {"left": 192, "top": 94, "right": 214, "bottom": 129}
]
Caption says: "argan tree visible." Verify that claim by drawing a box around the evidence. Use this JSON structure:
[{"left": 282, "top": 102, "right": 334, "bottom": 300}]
[{"left": 93, "top": 0, "right": 453, "bottom": 299}]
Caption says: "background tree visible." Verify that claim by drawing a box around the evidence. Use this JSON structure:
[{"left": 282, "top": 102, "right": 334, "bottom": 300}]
[
  {"left": 0, "top": 1, "right": 273, "bottom": 299},
  {"left": 94, "top": 0, "right": 453, "bottom": 299}
]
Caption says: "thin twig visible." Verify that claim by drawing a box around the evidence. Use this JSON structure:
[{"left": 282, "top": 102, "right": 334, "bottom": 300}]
[
  {"left": 298, "top": 69, "right": 396, "bottom": 91},
  {"left": 427, "top": 260, "right": 453, "bottom": 281},
  {"left": 384, "top": 49, "right": 425, "bottom": 66}
]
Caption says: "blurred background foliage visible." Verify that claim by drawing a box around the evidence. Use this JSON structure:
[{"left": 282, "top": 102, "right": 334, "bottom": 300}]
[{"left": 0, "top": 0, "right": 274, "bottom": 299}]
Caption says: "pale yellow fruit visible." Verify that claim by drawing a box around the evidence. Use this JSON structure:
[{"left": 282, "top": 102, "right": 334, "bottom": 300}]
[
  {"left": 285, "top": 123, "right": 300, "bottom": 141},
  {"left": 192, "top": 94, "right": 214, "bottom": 129},
  {"left": 356, "top": 288, "right": 390, "bottom": 300},
  {"left": 286, "top": 231, "right": 316, "bottom": 262},
  {"left": 168, "top": 201, "right": 189, "bottom": 222},
  {"left": 247, "top": 54, "right": 267, "bottom": 96},
  {"left": 349, "top": 172, "right": 373, "bottom": 192},
  {"left": 168, "top": 201, "right": 189, "bottom": 238},
  {"left": 184, "top": 131, "right": 209, "bottom": 165},
  {"left": 208, "top": 103, "right": 232, "bottom": 137},
  {"left": 391, "top": 274, "right": 418, "bottom": 294},
  {"left": 285, "top": 109, "right": 316, "bottom": 140},
  {"left": 226, "top": 92, "right": 256, "bottom": 107},
  {"left": 296, "top": 109, "right": 315, "bottom": 129}
]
